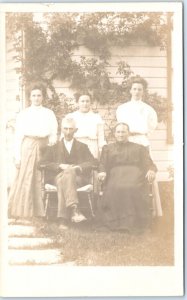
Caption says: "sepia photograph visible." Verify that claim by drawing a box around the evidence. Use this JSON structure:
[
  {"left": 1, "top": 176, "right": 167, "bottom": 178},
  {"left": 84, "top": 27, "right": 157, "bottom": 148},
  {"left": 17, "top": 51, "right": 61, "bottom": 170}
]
[{"left": 0, "top": 1, "right": 183, "bottom": 297}]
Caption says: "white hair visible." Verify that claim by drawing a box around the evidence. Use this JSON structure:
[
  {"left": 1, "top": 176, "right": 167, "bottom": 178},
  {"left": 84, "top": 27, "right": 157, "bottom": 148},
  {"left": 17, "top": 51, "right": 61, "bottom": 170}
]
[{"left": 61, "top": 117, "right": 77, "bottom": 129}]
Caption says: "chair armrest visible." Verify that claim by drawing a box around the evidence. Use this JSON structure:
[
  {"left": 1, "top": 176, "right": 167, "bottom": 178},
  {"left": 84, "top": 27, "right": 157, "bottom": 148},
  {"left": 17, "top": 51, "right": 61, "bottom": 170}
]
[
  {"left": 38, "top": 163, "right": 48, "bottom": 170},
  {"left": 92, "top": 165, "right": 99, "bottom": 171}
]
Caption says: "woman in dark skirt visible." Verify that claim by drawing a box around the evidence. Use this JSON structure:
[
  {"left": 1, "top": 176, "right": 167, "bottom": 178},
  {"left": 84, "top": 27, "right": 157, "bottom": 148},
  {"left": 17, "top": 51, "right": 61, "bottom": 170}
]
[
  {"left": 8, "top": 85, "right": 58, "bottom": 219},
  {"left": 98, "top": 123, "right": 157, "bottom": 233}
]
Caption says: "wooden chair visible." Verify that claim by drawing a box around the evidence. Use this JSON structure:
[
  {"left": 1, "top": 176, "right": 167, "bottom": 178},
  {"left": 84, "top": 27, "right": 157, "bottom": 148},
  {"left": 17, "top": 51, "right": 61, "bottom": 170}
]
[{"left": 40, "top": 165, "right": 97, "bottom": 219}]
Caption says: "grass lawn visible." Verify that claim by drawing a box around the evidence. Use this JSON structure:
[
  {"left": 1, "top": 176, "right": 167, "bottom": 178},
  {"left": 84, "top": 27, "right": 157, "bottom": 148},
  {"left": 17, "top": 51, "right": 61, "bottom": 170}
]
[{"left": 43, "top": 181, "right": 174, "bottom": 266}]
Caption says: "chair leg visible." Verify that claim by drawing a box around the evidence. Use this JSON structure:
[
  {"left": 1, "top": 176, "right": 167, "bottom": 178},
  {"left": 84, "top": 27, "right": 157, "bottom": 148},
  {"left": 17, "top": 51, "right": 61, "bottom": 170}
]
[
  {"left": 148, "top": 183, "right": 154, "bottom": 216},
  {"left": 88, "top": 192, "right": 95, "bottom": 218},
  {"left": 44, "top": 193, "right": 50, "bottom": 218}
]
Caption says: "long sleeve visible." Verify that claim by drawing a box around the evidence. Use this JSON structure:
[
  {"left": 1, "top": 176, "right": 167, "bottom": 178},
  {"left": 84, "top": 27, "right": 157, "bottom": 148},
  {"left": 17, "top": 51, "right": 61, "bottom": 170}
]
[
  {"left": 78, "top": 144, "right": 98, "bottom": 174},
  {"left": 116, "top": 101, "right": 158, "bottom": 146},
  {"left": 147, "top": 106, "right": 158, "bottom": 133},
  {"left": 13, "top": 106, "right": 58, "bottom": 162},
  {"left": 48, "top": 110, "right": 58, "bottom": 144},
  {"left": 98, "top": 145, "right": 108, "bottom": 173},
  {"left": 97, "top": 121, "right": 106, "bottom": 153},
  {"left": 140, "top": 146, "right": 157, "bottom": 173},
  {"left": 116, "top": 105, "right": 128, "bottom": 124}
]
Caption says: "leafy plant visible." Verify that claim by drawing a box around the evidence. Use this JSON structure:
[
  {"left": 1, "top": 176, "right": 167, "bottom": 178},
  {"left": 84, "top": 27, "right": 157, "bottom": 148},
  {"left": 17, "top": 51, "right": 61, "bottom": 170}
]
[{"left": 6, "top": 12, "right": 171, "bottom": 123}]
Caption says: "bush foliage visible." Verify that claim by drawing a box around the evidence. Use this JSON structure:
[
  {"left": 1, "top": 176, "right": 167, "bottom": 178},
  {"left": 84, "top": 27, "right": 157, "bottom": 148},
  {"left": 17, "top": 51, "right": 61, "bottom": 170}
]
[{"left": 6, "top": 12, "right": 173, "bottom": 122}]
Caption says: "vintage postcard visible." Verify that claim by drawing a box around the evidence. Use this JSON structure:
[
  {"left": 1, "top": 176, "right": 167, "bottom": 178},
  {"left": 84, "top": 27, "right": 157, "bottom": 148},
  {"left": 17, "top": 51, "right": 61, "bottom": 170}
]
[{"left": 0, "top": 2, "right": 183, "bottom": 297}]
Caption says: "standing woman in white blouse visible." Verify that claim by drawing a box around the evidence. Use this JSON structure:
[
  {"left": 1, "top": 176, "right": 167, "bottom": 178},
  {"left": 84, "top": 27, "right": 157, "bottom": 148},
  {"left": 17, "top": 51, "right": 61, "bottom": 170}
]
[
  {"left": 66, "top": 93, "right": 106, "bottom": 159},
  {"left": 8, "top": 86, "right": 58, "bottom": 219},
  {"left": 116, "top": 78, "right": 162, "bottom": 216},
  {"left": 116, "top": 79, "right": 158, "bottom": 147}
]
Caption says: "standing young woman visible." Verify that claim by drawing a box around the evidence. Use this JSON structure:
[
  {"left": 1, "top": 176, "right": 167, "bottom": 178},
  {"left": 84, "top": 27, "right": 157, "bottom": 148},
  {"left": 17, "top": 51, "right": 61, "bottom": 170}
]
[
  {"left": 66, "top": 93, "right": 106, "bottom": 159},
  {"left": 8, "top": 85, "right": 58, "bottom": 219},
  {"left": 116, "top": 78, "right": 158, "bottom": 147}
]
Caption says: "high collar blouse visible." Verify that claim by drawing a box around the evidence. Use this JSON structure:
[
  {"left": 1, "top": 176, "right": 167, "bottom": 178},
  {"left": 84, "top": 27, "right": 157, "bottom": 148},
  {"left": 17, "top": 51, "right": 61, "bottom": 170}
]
[
  {"left": 116, "top": 99, "right": 158, "bottom": 146},
  {"left": 67, "top": 110, "right": 104, "bottom": 139},
  {"left": 14, "top": 105, "right": 58, "bottom": 161}
]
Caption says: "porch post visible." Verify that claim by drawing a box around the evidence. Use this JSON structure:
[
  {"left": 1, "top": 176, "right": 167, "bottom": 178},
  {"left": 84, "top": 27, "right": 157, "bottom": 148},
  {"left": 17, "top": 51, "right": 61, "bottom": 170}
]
[
  {"left": 166, "top": 12, "right": 173, "bottom": 144},
  {"left": 20, "top": 28, "right": 26, "bottom": 109}
]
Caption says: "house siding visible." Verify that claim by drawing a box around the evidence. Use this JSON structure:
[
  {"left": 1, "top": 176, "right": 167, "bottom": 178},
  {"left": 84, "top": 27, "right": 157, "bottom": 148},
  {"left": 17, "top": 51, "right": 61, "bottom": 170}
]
[
  {"left": 6, "top": 41, "right": 173, "bottom": 183},
  {"left": 6, "top": 40, "right": 22, "bottom": 114},
  {"left": 53, "top": 45, "right": 172, "bottom": 181},
  {"left": 6, "top": 40, "right": 21, "bottom": 186}
]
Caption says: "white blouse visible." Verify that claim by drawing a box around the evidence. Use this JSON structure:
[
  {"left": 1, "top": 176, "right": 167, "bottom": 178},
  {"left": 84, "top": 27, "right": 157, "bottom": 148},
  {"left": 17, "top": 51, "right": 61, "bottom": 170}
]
[
  {"left": 66, "top": 110, "right": 106, "bottom": 157},
  {"left": 14, "top": 105, "right": 58, "bottom": 162},
  {"left": 116, "top": 100, "right": 158, "bottom": 146}
]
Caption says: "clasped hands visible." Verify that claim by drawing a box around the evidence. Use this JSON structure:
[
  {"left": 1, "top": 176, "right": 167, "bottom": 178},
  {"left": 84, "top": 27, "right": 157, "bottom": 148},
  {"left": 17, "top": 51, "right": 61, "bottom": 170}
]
[
  {"left": 145, "top": 170, "right": 156, "bottom": 183},
  {"left": 98, "top": 172, "right": 107, "bottom": 182},
  {"left": 59, "top": 164, "right": 82, "bottom": 173}
]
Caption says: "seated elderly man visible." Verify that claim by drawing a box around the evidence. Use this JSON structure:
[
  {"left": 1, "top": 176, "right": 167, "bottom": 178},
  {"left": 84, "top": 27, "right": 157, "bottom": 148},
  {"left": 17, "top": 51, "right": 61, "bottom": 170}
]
[
  {"left": 40, "top": 117, "right": 96, "bottom": 226},
  {"left": 98, "top": 122, "right": 157, "bottom": 233}
]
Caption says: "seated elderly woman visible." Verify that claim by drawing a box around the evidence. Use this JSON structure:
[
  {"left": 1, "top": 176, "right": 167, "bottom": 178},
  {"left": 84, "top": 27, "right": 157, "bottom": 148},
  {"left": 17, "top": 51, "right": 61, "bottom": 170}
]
[{"left": 98, "top": 122, "right": 157, "bottom": 233}]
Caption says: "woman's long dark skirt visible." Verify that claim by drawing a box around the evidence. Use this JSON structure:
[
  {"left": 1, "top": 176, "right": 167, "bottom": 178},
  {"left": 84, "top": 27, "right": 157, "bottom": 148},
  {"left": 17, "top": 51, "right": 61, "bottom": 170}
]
[{"left": 98, "top": 165, "right": 151, "bottom": 232}]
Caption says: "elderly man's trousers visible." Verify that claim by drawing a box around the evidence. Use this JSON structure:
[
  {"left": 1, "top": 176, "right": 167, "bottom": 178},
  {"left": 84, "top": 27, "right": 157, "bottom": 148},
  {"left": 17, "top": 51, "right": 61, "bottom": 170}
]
[{"left": 55, "top": 168, "right": 84, "bottom": 219}]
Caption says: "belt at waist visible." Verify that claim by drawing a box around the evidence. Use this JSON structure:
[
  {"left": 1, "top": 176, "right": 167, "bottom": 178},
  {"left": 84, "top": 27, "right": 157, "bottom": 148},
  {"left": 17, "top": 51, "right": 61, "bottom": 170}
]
[
  {"left": 130, "top": 132, "right": 147, "bottom": 136},
  {"left": 24, "top": 135, "right": 48, "bottom": 139}
]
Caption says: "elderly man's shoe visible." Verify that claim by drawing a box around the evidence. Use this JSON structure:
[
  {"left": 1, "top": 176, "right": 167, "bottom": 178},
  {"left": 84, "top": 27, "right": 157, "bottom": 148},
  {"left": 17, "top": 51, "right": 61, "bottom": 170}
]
[
  {"left": 71, "top": 213, "right": 87, "bottom": 223},
  {"left": 59, "top": 224, "right": 68, "bottom": 230},
  {"left": 71, "top": 205, "right": 87, "bottom": 223}
]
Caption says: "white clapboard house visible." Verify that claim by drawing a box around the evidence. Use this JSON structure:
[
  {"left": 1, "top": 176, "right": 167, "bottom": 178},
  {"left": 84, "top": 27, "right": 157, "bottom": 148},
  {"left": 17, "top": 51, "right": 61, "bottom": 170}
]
[{"left": 6, "top": 26, "right": 174, "bottom": 186}]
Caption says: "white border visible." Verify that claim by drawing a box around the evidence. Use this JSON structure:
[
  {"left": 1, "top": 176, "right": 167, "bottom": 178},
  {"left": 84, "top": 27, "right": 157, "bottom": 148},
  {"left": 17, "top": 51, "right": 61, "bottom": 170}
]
[
  {"left": 0, "top": 2, "right": 183, "bottom": 13},
  {"left": 0, "top": 2, "right": 183, "bottom": 297}
]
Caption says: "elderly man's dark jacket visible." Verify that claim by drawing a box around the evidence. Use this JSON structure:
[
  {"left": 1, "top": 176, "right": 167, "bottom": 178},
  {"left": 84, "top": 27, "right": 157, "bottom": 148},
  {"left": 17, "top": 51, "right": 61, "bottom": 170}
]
[{"left": 40, "top": 138, "right": 97, "bottom": 184}]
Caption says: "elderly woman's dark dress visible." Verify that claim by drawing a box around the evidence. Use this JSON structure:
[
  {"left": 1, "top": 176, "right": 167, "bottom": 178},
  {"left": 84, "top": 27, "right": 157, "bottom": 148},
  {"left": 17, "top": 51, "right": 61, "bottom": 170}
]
[{"left": 98, "top": 141, "right": 157, "bottom": 232}]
